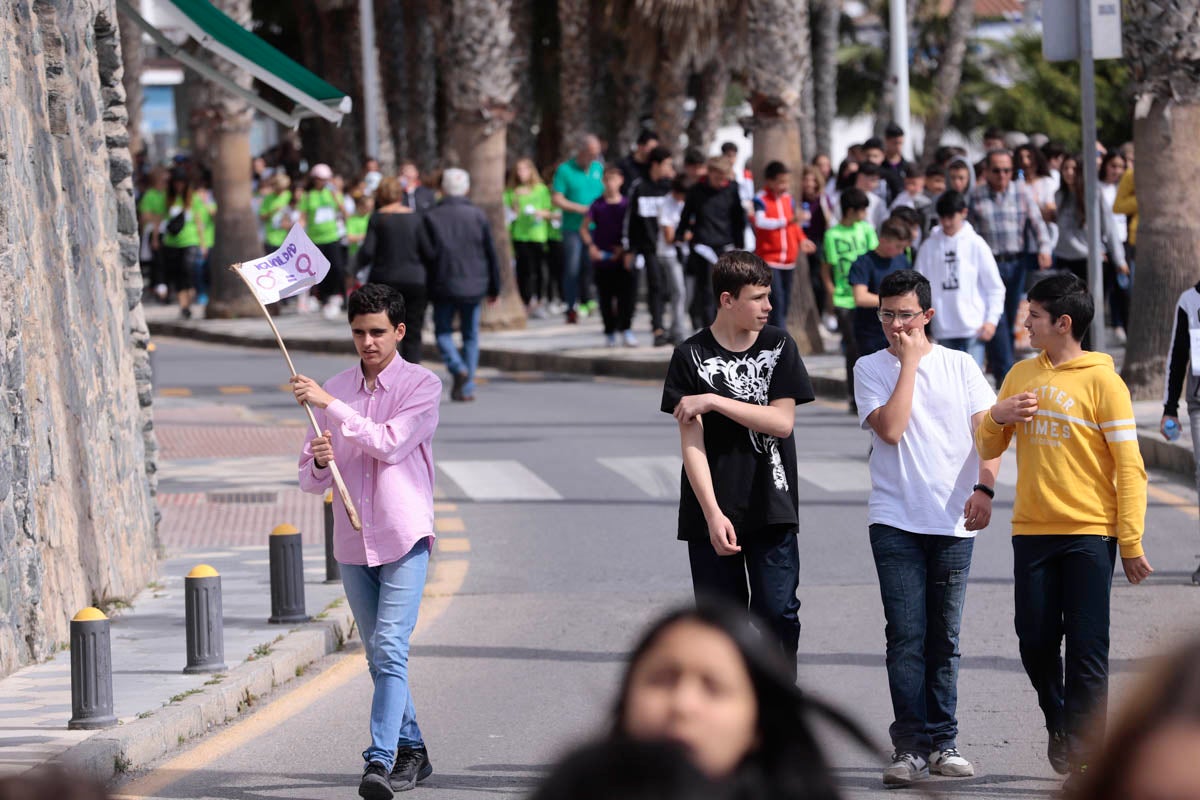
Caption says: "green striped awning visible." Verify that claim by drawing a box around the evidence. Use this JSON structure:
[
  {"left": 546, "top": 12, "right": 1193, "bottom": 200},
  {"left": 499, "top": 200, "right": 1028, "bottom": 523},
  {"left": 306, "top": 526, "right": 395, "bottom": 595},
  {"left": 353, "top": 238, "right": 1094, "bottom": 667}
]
[{"left": 117, "top": 0, "right": 351, "bottom": 128}]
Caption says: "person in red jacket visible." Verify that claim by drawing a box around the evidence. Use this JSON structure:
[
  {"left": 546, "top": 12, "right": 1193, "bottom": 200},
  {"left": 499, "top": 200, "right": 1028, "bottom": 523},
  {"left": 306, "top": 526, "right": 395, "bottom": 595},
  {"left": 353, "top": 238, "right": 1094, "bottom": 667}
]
[{"left": 753, "top": 161, "right": 817, "bottom": 328}]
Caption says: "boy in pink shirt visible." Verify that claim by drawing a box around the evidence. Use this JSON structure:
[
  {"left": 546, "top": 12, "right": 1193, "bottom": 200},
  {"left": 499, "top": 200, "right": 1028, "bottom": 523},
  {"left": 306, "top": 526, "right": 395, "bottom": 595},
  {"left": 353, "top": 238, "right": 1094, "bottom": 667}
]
[{"left": 292, "top": 283, "right": 441, "bottom": 799}]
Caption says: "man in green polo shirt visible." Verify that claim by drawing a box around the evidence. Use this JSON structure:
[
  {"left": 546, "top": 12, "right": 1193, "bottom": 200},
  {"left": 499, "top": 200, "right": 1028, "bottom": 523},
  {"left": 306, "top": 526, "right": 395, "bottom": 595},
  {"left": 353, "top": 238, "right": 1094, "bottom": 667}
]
[
  {"left": 299, "top": 163, "right": 347, "bottom": 318},
  {"left": 552, "top": 134, "right": 604, "bottom": 323}
]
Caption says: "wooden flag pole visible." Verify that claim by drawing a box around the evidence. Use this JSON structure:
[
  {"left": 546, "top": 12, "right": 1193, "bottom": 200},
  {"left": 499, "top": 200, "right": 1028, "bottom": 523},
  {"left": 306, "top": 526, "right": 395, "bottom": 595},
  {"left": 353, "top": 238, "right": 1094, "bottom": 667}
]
[{"left": 230, "top": 264, "right": 363, "bottom": 531}]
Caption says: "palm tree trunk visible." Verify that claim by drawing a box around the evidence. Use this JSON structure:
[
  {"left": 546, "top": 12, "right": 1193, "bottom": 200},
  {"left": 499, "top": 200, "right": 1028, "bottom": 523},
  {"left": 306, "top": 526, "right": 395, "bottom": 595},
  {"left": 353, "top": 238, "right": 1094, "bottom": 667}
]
[
  {"left": 443, "top": 0, "right": 525, "bottom": 328},
  {"left": 204, "top": 0, "right": 262, "bottom": 318},
  {"left": 1120, "top": 0, "right": 1200, "bottom": 396},
  {"left": 920, "top": 0, "right": 973, "bottom": 165},
  {"left": 508, "top": 0, "right": 538, "bottom": 163},
  {"left": 810, "top": 0, "right": 839, "bottom": 158},
  {"left": 653, "top": 45, "right": 690, "bottom": 157},
  {"left": 117, "top": 7, "right": 143, "bottom": 160},
  {"left": 744, "top": 0, "right": 823, "bottom": 354},
  {"left": 378, "top": 0, "right": 409, "bottom": 165},
  {"left": 557, "top": 0, "right": 591, "bottom": 158},
  {"left": 1121, "top": 103, "right": 1200, "bottom": 396},
  {"left": 406, "top": 0, "right": 440, "bottom": 171},
  {"left": 686, "top": 55, "right": 730, "bottom": 153}
]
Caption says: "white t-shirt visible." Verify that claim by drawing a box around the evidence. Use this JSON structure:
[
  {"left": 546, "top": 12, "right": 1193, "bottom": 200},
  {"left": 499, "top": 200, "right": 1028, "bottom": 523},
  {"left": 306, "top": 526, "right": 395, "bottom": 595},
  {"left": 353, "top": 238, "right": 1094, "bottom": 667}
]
[{"left": 853, "top": 345, "right": 996, "bottom": 537}]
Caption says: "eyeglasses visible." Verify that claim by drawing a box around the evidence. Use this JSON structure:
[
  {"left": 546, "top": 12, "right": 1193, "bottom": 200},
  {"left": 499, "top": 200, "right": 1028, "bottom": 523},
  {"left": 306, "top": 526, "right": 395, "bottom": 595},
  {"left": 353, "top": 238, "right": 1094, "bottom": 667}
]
[{"left": 877, "top": 310, "right": 925, "bottom": 323}]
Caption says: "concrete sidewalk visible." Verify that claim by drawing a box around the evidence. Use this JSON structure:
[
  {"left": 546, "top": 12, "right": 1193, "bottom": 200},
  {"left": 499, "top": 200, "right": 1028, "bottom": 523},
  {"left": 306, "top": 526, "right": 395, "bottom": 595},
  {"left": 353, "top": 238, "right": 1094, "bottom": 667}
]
[{"left": 145, "top": 302, "right": 1196, "bottom": 481}]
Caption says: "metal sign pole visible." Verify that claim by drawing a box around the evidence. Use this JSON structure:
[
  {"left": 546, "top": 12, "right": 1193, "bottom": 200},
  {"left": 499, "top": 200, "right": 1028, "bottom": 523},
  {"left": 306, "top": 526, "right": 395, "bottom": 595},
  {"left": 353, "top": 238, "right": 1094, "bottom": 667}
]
[
  {"left": 890, "top": 0, "right": 912, "bottom": 159},
  {"left": 1078, "top": 0, "right": 1106, "bottom": 350},
  {"left": 360, "top": 0, "right": 380, "bottom": 159}
]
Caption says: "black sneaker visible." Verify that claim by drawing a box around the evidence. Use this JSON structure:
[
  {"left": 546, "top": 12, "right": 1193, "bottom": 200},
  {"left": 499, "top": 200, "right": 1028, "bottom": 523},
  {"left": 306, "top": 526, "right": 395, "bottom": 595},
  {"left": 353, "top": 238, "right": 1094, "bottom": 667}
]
[
  {"left": 359, "top": 761, "right": 394, "bottom": 800},
  {"left": 450, "top": 372, "right": 467, "bottom": 402},
  {"left": 1048, "top": 730, "right": 1070, "bottom": 775},
  {"left": 653, "top": 332, "right": 672, "bottom": 347},
  {"left": 390, "top": 745, "right": 433, "bottom": 791}
]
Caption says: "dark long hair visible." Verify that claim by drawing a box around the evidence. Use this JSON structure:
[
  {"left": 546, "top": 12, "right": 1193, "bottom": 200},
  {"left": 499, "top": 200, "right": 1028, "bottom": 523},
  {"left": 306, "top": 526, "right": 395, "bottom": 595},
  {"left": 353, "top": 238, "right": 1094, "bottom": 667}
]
[
  {"left": 166, "top": 169, "right": 193, "bottom": 210},
  {"left": 1071, "top": 639, "right": 1200, "bottom": 800},
  {"left": 611, "top": 604, "right": 878, "bottom": 800}
]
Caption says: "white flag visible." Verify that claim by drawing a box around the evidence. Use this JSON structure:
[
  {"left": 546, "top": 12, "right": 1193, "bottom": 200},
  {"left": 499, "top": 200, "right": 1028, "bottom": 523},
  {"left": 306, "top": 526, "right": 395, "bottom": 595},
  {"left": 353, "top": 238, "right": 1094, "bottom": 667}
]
[{"left": 236, "top": 225, "right": 330, "bottom": 305}]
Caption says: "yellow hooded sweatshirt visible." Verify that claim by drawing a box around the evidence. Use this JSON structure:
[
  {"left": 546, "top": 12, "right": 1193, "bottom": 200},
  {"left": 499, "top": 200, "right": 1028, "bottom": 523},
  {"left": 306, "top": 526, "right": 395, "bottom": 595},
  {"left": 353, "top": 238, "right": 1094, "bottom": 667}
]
[{"left": 975, "top": 351, "right": 1147, "bottom": 558}]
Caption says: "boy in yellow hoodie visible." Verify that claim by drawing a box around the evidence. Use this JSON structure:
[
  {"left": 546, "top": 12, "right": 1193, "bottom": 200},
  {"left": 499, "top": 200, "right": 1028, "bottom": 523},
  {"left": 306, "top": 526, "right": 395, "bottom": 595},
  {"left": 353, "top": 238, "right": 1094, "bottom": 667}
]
[{"left": 975, "top": 274, "right": 1152, "bottom": 786}]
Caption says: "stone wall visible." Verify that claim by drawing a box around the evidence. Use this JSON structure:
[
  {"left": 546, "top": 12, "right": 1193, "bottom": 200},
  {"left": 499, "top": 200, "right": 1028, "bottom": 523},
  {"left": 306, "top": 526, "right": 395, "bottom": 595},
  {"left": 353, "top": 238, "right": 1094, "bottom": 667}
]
[{"left": 0, "top": 0, "right": 157, "bottom": 676}]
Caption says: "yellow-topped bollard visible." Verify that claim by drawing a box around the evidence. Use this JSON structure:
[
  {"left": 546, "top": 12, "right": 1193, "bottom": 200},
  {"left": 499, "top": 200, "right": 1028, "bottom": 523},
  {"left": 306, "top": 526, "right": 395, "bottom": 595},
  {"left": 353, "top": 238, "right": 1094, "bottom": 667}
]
[
  {"left": 69, "top": 607, "right": 116, "bottom": 730},
  {"left": 268, "top": 522, "right": 309, "bottom": 624},
  {"left": 323, "top": 491, "right": 339, "bottom": 584},
  {"left": 184, "top": 564, "right": 226, "bottom": 674}
]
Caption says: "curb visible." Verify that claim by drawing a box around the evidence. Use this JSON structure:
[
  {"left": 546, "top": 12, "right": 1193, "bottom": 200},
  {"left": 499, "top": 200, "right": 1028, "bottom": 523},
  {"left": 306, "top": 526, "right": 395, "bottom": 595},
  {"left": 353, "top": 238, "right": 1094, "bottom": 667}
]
[
  {"left": 148, "top": 320, "right": 1197, "bottom": 481},
  {"left": 54, "top": 603, "right": 356, "bottom": 785}
]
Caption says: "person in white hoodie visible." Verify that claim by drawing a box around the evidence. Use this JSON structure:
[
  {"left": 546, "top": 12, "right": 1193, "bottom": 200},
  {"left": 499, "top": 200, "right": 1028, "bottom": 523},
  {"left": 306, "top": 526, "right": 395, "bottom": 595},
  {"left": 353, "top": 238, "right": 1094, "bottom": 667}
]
[{"left": 915, "top": 191, "right": 1005, "bottom": 368}]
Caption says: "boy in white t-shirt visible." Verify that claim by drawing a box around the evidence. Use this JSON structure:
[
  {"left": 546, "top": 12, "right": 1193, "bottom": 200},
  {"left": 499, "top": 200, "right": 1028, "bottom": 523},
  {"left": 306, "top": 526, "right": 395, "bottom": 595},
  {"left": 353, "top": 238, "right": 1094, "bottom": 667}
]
[
  {"left": 853, "top": 269, "right": 1001, "bottom": 788},
  {"left": 914, "top": 190, "right": 1005, "bottom": 369}
]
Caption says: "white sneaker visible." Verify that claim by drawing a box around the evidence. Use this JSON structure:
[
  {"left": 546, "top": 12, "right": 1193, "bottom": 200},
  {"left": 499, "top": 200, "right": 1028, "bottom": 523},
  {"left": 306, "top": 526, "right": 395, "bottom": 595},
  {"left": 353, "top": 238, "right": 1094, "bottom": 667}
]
[
  {"left": 883, "top": 752, "right": 928, "bottom": 787},
  {"left": 622, "top": 330, "right": 638, "bottom": 347},
  {"left": 930, "top": 748, "right": 974, "bottom": 777},
  {"left": 822, "top": 313, "right": 839, "bottom": 333},
  {"left": 154, "top": 283, "right": 168, "bottom": 300}
]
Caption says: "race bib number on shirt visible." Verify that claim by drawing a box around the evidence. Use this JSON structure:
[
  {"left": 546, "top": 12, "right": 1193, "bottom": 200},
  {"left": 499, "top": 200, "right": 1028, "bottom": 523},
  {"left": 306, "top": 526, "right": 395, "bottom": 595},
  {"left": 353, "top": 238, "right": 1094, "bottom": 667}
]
[{"left": 313, "top": 206, "right": 336, "bottom": 225}]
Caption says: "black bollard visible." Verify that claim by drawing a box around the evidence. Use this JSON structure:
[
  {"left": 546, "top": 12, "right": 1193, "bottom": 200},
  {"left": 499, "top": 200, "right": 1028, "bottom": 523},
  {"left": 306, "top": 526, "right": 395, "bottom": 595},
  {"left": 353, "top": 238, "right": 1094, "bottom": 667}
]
[
  {"left": 268, "top": 523, "right": 309, "bottom": 624},
  {"left": 68, "top": 607, "right": 117, "bottom": 730},
  {"left": 183, "top": 564, "right": 226, "bottom": 674},
  {"left": 324, "top": 491, "right": 339, "bottom": 584}
]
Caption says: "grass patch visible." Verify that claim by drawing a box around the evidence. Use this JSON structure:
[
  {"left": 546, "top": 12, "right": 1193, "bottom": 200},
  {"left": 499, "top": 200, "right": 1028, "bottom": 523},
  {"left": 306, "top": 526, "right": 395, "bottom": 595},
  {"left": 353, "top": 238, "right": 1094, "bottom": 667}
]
[
  {"left": 136, "top": 710, "right": 154, "bottom": 720},
  {"left": 295, "top": 664, "right": 308, "bottom": 678},
  {"left": 203, "top": 674, "right": 225, "bottom": 686},
  {"left": 167, "top": 688, "right": 202, "bottom": 704},
  {"left": 114, "top": 754, "right": 131, "bottom": 774}
]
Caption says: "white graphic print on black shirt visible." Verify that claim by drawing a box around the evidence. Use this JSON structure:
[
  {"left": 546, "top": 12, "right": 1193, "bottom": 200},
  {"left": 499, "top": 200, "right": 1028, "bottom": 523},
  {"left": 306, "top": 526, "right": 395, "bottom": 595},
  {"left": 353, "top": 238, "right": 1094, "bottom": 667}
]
[
  {"left": 693, "top": 340, "right": 789, "bottom": 491},
  {"left": 661, "top": 325, "right": 815, "bottom": 542}
]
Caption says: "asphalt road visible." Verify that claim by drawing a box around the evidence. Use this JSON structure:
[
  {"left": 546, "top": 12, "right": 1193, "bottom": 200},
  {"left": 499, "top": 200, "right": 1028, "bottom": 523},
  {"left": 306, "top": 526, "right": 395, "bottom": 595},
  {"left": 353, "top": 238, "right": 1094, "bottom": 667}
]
[{"left": 119, "top": 338, "right": 1200, "bottom": 800}]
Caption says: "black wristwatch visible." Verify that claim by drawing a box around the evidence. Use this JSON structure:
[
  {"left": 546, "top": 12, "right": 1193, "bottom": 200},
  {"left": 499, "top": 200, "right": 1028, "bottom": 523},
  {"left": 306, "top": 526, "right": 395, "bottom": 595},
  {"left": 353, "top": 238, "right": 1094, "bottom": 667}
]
[{"left": 972, "top": 483, "right": 995, "bottom": 499}]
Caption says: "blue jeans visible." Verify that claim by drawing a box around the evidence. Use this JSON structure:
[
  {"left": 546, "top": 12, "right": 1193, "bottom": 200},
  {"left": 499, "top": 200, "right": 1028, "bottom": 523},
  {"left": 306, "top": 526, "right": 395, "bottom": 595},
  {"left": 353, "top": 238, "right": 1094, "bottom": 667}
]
[
  {"left": 939, "top": 336, "right": 985, "bottom": 368},
  {"left": 433, "top": 300, "right": 482, "bottom": 396},
  {"left": 561, "top": 229, "right": 587, "bottom": 309},
  {"left": 768, "top": 267, "right": 793, "bottom": 328},
  {"left": 869, "top": 524, "right": 974, "bottom": 756},
  {"left": 985, "top": 258, "right": 1022, "bottom": 383},
  {"left": 340, "top": 538, "right": 431, "bottom": 768},
  {"left": 687, "top": 526, "right": 801, "bottom": 678},
  {"left": 1013, "top": 535, "right": 1117, "bottom": 766}
]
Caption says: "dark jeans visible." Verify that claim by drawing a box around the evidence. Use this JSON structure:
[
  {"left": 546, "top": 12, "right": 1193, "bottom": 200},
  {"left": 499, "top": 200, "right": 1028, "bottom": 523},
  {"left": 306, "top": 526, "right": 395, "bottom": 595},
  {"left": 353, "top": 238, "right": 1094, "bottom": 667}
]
[
  {"left": 640, "top": 250, "right": 665, "bottom": 333},
  {"left": 835, "top": 307, "right": 858, "bottom": 405},
  {"left": 314, "top": 241, "right": 347, "bottom": 301},
  {"left": 514, "top": 240, "right": 546, "bottom": 305},
  {"left": 546, "top": 239, "right": 565, "bottom": 303},
  {"left": 687, "top": 526, "right": 801, "bottom": 678},
  {"left": 686, "top": 252, "right": 716, "bottom": 330},
  {"left": 594, "top": 265, "right": 635, "bottom": 334},
  {"left": 385, "top": 282, "right": 427, "bottom": 365},
  {"left": 870, "top": 525, "right": 974, "bottom": 757},
  {"left": 984, "top": 257, "right": 1021, "bottom": 384},
  {"left": 768, "top": 267, "right": 793, "bottom": 328},
  {"left": 1013, "top": 534, "right": 1118, "bottom": 766}
]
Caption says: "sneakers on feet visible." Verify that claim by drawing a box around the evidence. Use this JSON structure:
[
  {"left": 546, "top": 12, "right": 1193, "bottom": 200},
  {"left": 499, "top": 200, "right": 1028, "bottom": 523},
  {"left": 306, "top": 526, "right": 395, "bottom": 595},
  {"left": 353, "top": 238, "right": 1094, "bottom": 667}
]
[
  {"left": 359, "top": 761, "right": 394, "bottom": 800},
  {"left": 450, "top": 371, "right": 467, "bottom": 402},
  {"left": 1048, "top": 730, "right": 1070, "bottom": 775},
  {"left": 566, "top": 308, "right": 578, "bottom": 324},
  {"left": 390, "top": 745, "right": 433, "bottom": 792},
  {"left": 605, "top": 333, "right": 617, "bottom": 348},
  {"left": 653, "top": 332, "right": 672, "bottom": 347},
  {"left": 1192, "top": 563, "right": 1200, "bottom": 585},
  {"left": 622, "top": 330, "right": 638, "bottom": 347},
  {"left": 930, "top": 747, "right": 974, "bottom": 777},
  {"left": 883, "top": 752, "right": 929, "bottom": 787}
]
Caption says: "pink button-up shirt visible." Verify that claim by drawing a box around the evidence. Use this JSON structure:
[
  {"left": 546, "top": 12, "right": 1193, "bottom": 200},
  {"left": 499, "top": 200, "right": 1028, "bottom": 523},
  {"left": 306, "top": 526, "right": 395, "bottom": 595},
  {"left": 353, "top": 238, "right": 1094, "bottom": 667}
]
[{"left": 298, "top": 354, "right": 441, "bottom": 566}]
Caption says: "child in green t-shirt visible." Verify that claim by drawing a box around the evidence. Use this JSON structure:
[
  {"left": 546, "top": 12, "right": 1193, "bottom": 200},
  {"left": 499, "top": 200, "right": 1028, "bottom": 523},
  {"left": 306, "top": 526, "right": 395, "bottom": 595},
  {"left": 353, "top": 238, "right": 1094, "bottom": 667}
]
[
  {"left": 510, "top": 158, "right": 553, "bottom": 317},
  {"left": 822, "top": 187, "right": 878, "bottom": 413}
]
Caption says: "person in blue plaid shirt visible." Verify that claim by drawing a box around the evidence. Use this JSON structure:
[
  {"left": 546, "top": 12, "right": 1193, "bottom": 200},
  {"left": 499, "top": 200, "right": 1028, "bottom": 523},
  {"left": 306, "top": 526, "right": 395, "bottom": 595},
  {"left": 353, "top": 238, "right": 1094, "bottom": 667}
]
[{"left": 967, "top": 150, "right": 1052, "bottom": 384}]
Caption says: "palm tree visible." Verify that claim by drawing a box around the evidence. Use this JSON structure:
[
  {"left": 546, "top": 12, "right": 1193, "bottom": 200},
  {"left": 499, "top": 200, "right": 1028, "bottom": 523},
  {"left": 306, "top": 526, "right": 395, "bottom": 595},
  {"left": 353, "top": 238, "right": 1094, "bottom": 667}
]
[
  {"left": 558, "top": 0, "right": 592, "bottom": 157},
  {"left": 204, "top": 0, "right": 263, "bottom": 318},
  {"left": 742, "top": 0, "right": 823, "bottom": 353},
  {"left": 919, "top": 0, "right": 973, "bottom": 163},
  {"left": 809, "top": 0, "right": 839, "bottom": 158},
  {"left": 686, "top": 53, "right": 731, "bottom": 153},
  {"left": 1120, "top": 0, "right": 1200, "bottom": 397},
  {"left": 442, "top": 0, "right": 526, "bottom": 328}
]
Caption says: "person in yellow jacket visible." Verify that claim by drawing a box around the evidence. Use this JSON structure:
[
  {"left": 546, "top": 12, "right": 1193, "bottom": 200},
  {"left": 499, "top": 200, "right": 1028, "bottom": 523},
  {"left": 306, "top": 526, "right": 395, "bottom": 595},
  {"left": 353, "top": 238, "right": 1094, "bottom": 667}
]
[{"left": 975, "top": 273, "right": 1152, "bottom": 787}]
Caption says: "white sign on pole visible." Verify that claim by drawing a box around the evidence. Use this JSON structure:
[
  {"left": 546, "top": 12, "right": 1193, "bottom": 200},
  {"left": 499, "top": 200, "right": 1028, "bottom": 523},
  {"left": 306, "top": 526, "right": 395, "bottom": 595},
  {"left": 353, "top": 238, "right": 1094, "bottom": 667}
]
[
  {"left": 235, "top": 225, "right": 331, "bottom": 305},
  {"left": 1043, "top": 0, "right": 1123, "bottom": 62}
]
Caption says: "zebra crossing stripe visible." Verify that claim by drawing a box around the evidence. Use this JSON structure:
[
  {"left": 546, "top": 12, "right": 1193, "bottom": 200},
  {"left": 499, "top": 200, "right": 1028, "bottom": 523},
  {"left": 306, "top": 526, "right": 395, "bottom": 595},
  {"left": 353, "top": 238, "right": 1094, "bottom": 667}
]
[
  {"left": 438, "top": 460, "right": 563, "bottom": 501},
  {"left": 597, "top": 456, "right": 681, "bottom": 499}
]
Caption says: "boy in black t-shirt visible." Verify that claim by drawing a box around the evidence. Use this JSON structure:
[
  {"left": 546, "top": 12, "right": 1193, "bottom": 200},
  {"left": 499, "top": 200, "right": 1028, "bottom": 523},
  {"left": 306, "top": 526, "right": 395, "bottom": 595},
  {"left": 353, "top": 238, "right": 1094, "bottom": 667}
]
[{"left": 661, "top": 251, "right": 815, "bottom": 675}]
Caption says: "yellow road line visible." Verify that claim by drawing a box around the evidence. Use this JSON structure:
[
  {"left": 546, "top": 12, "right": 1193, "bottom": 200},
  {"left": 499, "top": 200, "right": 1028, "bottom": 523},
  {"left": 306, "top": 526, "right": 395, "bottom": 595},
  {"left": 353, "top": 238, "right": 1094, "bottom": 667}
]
[
  {"left": 114, "top": 541, "right": 469, "bottom": 799},
  {"left": 1147, "top": 482, "right": 1199, "bottom": 519},
  {"left": 433, "top": 502, "right": 457, "bottom": 513},
  {"left": 436, "top": 537, "right": 471, "bottom": 553},
  {"left": 157, "top": 387, "right": 192, "bottom": 398},
  {"left": 217, "top": 386, "right": 253, "bottom": 395},
  {"left": 434, "top": 516, "right": 465, "bottom": 533}
]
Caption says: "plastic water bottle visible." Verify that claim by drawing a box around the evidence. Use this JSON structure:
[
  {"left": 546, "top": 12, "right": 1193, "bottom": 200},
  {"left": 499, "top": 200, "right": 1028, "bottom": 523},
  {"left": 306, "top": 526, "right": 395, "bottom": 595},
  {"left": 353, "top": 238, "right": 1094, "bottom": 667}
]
[
  {"left": 1117, "top": 269, "right": 1131, "bottom": 290},
  {"left": 1165, "top": 417, "right": 1182, "bottom": 441}
]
